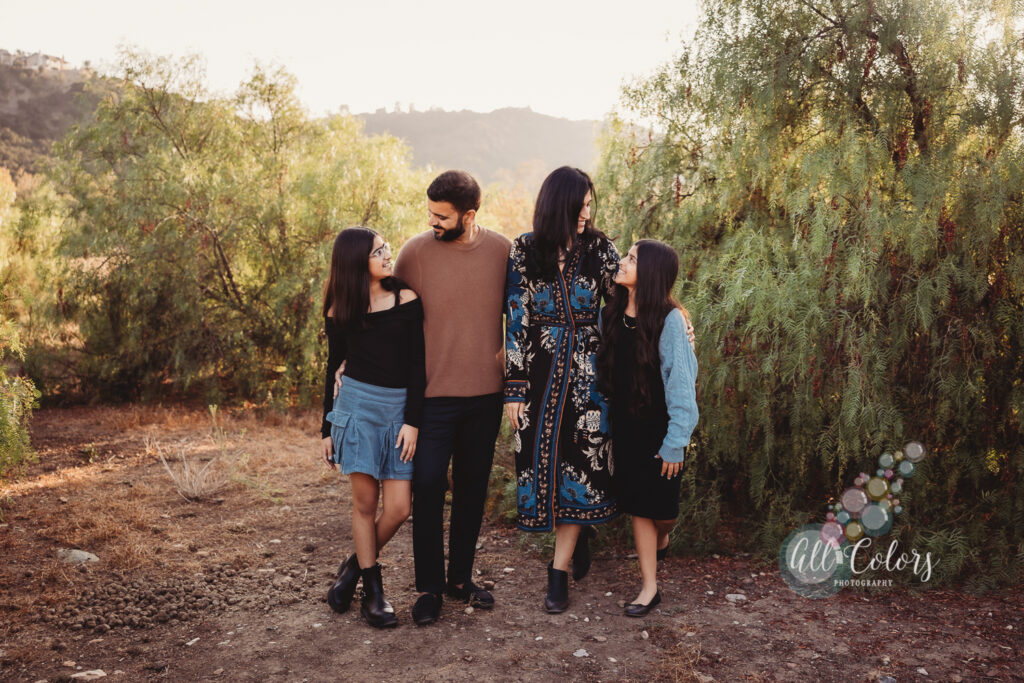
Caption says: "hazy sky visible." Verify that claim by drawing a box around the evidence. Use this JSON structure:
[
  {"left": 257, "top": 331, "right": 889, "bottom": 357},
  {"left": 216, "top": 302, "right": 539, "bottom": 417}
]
[{"left": 1, "top": 0, "right": 701, "bottom": 120}]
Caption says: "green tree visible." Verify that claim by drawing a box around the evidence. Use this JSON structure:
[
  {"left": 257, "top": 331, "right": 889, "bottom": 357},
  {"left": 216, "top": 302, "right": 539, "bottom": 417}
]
[
  {"left": 598, "top": 0, "right": 1024, "bottom": 588},
  {"left": 0, "top": 167, "right": 40, "bottom": 477},
  {"left": 52, "top": 51, "right": 426, "bottom": 403}
]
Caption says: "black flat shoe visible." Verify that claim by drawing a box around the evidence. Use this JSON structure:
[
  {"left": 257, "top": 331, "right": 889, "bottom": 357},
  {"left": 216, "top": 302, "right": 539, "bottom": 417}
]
[
  {"left": 446, "top": 580, "right": 495, "bottom": 609},
  {"left": 624, "top": 590, "right": 661, "bottom": 617},
  {"left": 412, "top": 592, "right": 443, "bottom": 626},
  {"left": 544, "top": 562, "right": 569, "bottom": 614},
  {"left": 656, "top": 545, "right": 669, "bottom": 562},
  {"left": 572, "top": 526, "right": 597, "bottom": 581},
  {"left": 326, "top": 553, "right": 360, "bottom": 613}
]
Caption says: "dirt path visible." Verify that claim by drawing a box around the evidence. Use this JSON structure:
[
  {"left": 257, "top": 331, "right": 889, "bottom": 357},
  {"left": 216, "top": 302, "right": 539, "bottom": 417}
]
[{"left": 1, "top": 406, "right": 1021, "bottom": 682}]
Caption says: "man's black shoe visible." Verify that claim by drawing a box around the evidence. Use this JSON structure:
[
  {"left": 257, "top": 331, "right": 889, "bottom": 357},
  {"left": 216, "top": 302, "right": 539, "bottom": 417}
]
[
  {"left": 412, "top": 592, "right": 443, "bottom": 625},
  {"left": 445, "top": 580, "right": 495, "bottom": 609}
]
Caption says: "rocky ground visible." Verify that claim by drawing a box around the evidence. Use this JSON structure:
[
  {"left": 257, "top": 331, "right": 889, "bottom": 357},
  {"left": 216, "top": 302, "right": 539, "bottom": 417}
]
[{"left": 0, "top": 406, "right": 1021, "bottom": 682}]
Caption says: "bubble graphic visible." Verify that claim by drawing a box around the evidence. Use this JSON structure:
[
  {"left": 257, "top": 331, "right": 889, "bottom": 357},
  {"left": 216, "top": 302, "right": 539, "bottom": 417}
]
[
  {"left": 860, "top": 502, "right": 893, "bottom": 536},
  {"left": 865, "top": 476, "right": 889, "bottom": 501},
  {"left": 820, "top": 521, "right": 845, "bottom": 548},
  {"left": 779, "top": 524, "right": 852, "bottom": 598},
  {"left": 841, "top": 487, "right": 870, "bottom": 516},
  {"left": 904, "top": 441, "right": 926, "bottom": 463},
  {"left": 798, "top": 439, "right": 925, "bottom": 597}
]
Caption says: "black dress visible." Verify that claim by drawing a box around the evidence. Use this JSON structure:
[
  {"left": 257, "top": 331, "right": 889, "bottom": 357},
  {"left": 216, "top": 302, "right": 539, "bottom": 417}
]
[{"left": 611, "top": 314, "right": 683, "bottom": 520}]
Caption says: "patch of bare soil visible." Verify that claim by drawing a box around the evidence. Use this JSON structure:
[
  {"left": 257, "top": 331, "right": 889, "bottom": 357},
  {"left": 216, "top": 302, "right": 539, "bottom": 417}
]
[{"left": 0, "top": 406, "right": 1021, "bottom": 682}]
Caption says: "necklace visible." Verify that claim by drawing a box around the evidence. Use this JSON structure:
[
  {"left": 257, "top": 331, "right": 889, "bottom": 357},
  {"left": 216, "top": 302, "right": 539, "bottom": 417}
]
[{"left": 623, "top": 315, "right": 637, "bottom": 330}]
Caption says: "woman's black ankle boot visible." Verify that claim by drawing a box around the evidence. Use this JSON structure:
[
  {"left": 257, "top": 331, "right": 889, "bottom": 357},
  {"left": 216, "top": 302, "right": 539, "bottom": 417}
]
[
  {"left": 360, "top": 564, "right": 398, "bottom": 628},
  {"left": 326, "top": 553, "right": 360, "bottom": 613},
  {"left": 544, "top": 561, "right": 569, "bottom": 614}
]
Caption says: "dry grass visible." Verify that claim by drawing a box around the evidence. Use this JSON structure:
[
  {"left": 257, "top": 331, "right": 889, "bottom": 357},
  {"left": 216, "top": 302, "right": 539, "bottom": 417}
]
[
  {"left": 156, "top": 439, "right": 229, "bottom": 502},
  {"left": 4, "top": 404, "right": 323, "bottom": 593},
  {"left": 0, "top": 402, "right": 332, "bottom": 650},
  {"left": 655, "top": 640, "right": 704, "bottom": 682},
  {"left": 105, "top": 538, "right": 158, "bottom": 571}
]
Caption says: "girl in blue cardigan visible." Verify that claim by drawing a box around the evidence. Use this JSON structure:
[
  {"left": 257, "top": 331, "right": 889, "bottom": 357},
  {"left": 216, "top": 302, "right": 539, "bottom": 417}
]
[{"left": 598, "top": 239, "right": 699, "bottom": 616}]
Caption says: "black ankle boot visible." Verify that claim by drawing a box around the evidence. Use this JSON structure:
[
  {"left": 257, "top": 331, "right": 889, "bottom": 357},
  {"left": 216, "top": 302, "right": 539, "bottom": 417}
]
[
  {"left": 326, "top": 553, "right": 360, "bottom": 613},
  {"left": 572, "top": 526, "right": 596, "bottom": 581},
  {"left": 544, "top": 562, "right": 569, "bottom": 614},
  {"left": 360, "top": 564, "right": 398, "bottom": 628}
]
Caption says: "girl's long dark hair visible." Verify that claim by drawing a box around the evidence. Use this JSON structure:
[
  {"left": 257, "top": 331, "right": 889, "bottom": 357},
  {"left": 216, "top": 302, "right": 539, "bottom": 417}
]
[
  {"left": 526, "top": 166, "right": 603, "bottom": 281},
  {"left": 598, "top": 239, "right": 689, "bottom": 412},
  {"left": 322, "top": 226, "right": 402, "bottom": 328}
]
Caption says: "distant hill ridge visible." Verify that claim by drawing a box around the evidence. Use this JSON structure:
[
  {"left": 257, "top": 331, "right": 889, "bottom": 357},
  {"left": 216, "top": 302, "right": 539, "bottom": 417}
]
[
  {"left": 0, "top": 62, "right": 100, "bottom": 174},
  {"left": 356, "top": 107, "right": 600, "bottom": 188},
  {"left": 0, "top": 49, "right": 600, "bottom": 189}
]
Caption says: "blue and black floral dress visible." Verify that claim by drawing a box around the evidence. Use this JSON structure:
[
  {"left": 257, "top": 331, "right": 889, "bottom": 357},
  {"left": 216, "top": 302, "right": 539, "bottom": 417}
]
[{"left": 504, "top": 232, "right": 620, "bottom": 531}]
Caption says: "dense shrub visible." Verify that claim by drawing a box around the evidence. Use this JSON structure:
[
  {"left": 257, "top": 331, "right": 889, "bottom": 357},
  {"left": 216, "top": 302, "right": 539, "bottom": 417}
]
[{"left": 597, "top": 0, "right": 1024, "bottom": 588}]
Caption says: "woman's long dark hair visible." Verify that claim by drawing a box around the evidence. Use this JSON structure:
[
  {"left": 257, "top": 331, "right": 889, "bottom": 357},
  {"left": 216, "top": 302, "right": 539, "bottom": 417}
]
[
  {"left": 526, "top": 166, "right": 603, "bottom": 281},
  {"left": 322, "top": 226, "right": 402, "bottom": 328},
  {"left": 598, "top": 239, "right": 689, "bottom": 412}
]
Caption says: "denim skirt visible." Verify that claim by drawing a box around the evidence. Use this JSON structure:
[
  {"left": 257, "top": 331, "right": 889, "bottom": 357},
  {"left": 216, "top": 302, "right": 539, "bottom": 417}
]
[{"left": 326, "top": 375, "right": 412, "bottom": 481}]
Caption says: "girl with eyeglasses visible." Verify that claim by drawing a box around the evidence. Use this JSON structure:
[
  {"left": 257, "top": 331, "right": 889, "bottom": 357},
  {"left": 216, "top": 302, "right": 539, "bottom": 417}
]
[{"left": 319, "top": 227, "right": 425, "bottom": 628}]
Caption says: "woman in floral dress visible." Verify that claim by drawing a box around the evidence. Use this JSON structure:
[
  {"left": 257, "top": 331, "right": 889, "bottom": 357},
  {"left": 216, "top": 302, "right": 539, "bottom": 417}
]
[{"left": 504, "top": 166, "right": 620, "bottom": 613}]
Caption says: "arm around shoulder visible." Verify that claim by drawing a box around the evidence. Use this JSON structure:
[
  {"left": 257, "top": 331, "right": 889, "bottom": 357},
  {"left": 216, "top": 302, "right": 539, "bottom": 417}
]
[
  {"left": 403, "top": 294, "right": 426, "bottom": 428},
  {"left": 504, "top": 236, "right": 530, "bottom": 403},
  {"left": 657, "top": 309, "right": 699, "bottom": 463}
]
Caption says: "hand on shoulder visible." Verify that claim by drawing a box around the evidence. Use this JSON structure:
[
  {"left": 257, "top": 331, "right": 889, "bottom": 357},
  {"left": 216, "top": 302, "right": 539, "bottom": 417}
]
[{"left": 665, "top": 307, "right": 687, "bottom": 330}]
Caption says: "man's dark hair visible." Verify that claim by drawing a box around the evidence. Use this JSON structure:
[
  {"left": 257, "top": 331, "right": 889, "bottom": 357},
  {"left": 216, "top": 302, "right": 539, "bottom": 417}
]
[{"left": 427, "top": 170, "right": 482, "bottom": 213}]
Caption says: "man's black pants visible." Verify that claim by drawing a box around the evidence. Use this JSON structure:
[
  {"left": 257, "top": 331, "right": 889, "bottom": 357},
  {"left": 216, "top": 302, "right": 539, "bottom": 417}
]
[{"left": 412, "top": 393, "right": 503, "bottom": 596}]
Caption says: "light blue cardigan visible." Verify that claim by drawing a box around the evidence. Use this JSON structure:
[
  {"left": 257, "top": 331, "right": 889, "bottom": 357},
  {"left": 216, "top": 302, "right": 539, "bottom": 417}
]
[{"left": 657, "top": 309, "right": 699, "bottom": 463}]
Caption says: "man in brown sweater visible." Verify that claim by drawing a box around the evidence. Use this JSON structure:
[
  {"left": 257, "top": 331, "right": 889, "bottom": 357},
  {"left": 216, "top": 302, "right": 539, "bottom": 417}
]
[{"left": 393, "top": 170, "right": 512, "bottom": 625}]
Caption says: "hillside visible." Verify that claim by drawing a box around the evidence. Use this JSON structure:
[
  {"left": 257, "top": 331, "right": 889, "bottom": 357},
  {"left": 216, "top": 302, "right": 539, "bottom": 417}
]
[
  {"left": 0, "top": 57, "right": 600, "bottom": 189},
  {"left": 357, "top": 107, "right": 600, "bottom": 187},
  {"left": 0, "top": 64, "right": 103, "bottom": 174}
]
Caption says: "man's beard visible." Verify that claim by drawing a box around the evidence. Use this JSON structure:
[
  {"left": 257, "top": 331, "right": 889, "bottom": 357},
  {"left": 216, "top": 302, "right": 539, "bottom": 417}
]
[{"left": 434, "top": 212, "right": 466, "bottom": 241}]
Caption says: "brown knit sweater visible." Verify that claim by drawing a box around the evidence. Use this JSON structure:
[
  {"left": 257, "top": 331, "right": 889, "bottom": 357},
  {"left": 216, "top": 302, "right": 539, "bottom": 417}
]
[{"left": 394, "top": 227, "right": 512, "bottom": 398}]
